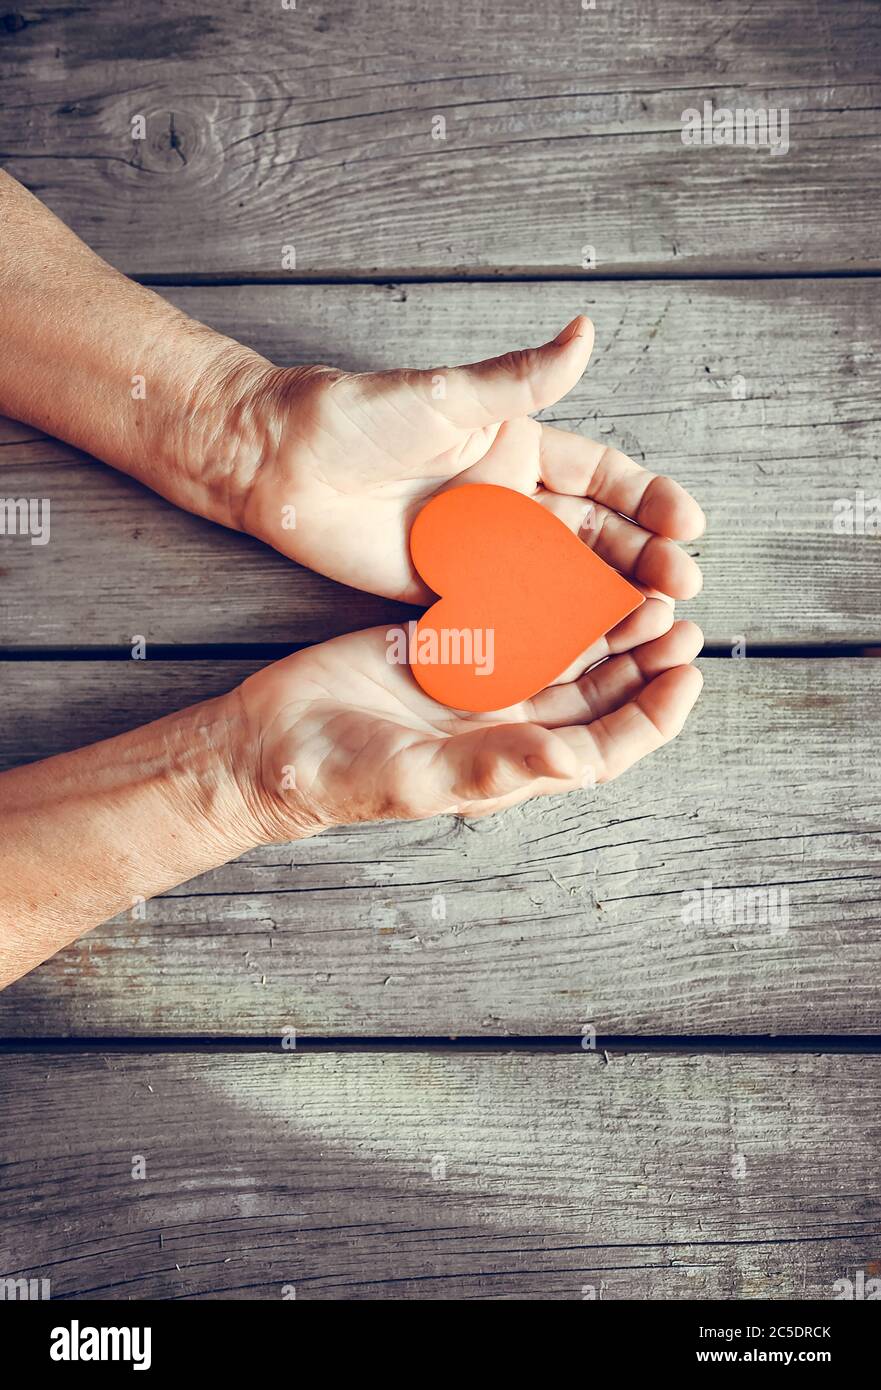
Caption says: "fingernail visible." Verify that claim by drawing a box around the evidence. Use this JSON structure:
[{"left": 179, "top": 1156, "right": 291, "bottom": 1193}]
[{"left": 551, "top": 315, "right": 583, "bottom": 348}]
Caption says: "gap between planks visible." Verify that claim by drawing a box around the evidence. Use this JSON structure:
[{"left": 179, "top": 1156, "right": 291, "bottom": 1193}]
[
  {"left": 134, "top": 269, "right": 881, "bottom": 287},
  {"left": 3, "top": 1035, "right": 881, "bottom": 1055},
  {"left": 2, "top": 645, "right": 880, "bottom": 660}
]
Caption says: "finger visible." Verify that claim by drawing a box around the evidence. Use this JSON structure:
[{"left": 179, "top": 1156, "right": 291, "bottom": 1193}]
[
  {"left": 418, "top": 315, "right": 594, "bottom": 428},
  {"left": 538, "top": 490, "right": 703, "bottom": 600},
  {"left": 459, "top": 657, "right": 703, "bottom": 817},
  {"left": 446, "top": 431, "right": 699, "bottom": 598},
  {"left": 445, "top": 415, "right": 543, "bottom": 493},
  {"left": 539, "top": 422, "right": 706, "bottom": 540},
  {"left": 424, "top": 720, "right": 578, "bottom": 806},
  {"left": 530, "top": 621, "right": 704, "bottom": 727},
  {"left": 553, "top": 663, "right": 704, "bottom": 784},
  {"left": 550, "top": 593, "right": 674, "bottom": 686}
]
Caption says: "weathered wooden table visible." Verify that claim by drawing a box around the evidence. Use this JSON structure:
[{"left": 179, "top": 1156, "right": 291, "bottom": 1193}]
[{"left": 1, "top": 0, "right": 880, "bottom": 1300}]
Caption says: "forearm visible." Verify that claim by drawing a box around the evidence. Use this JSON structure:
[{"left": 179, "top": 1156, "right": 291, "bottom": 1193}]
[
  {"left": 0, "top": 689, "right": 266, "bottom": 988},
  {"left": 0, "top": 170, "right": 269, "bottom": 529}
]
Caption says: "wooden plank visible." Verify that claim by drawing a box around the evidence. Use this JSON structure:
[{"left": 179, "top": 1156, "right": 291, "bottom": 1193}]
[
  {"left": 1, "top": 0, "right": 879, "bottom": 274},
  {"left": 1, "top": 657, "right": 879, "bottom": 1037},
  {"left": 1, "top": 1048, "right": 879, "bottom": 1299},
  {"left": 2, "top": 281, "right": 880, "bottom": 646}
]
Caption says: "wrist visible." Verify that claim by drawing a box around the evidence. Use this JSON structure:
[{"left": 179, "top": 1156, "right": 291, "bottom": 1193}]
[
  {"left": 0, "top": 683, "right": 275, "bottom": 982},
  {"left": 133, "top": 308, "right": 277, "bottom": 533},
  {"left": 228, "top": 662, "right": 342, "bottom": 845},
  {"left": 216, "top": 362, "right": 346, "bottom": 552},
  {"left": 0, "top": 174, "right": 275, "bottom": 534},
  {"left": 154, "top": 688, "right": 271, "bottom": 862}
]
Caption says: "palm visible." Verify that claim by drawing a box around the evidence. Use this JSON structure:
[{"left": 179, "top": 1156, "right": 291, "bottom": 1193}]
[
  {"left": 244, "top": 318, "right": 706, "bottom": 606},
  {"left": 239, "top": 620, "right": 705, "bottom": 835},
  {"left": 249, "top": 368, "right": 532, "bottom": 601}
]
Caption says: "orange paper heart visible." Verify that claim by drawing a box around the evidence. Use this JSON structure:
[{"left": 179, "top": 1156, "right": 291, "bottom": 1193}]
[{"left": 407, "top": 483, "right": 644, "bottom": 712}]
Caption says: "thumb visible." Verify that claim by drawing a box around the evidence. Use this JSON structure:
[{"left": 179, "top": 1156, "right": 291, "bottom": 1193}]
[
  {"left": 424, "top": 315, "right": 594, "bottom": 428},
  {"left": 428, "top": 721, "right": 577, "bottom": 808}
]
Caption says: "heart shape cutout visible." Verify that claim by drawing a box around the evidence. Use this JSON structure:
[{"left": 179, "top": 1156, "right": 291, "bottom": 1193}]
[{"left": 407, "top": 483, "right": 644, "bottom": 712}]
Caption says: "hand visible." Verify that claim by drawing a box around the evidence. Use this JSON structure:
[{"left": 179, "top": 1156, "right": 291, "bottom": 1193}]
[
  {"left": 0, "top": 178, "right": 705, "bottom": 608},
  {"left": 231, "top": 316, "right": 706, "bottom": 603},
  {"left": 231, "top": 611, "right": 705, "bottom": 838}
]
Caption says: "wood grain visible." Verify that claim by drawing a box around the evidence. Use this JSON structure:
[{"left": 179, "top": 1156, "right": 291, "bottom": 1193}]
[
  {"left": 2, "top": 280, "right": 880, "bottom": 647},
  {"left": 1, "top": 1048, "right": 878, "bottom": 1300},
  {"left": 2, "top": 0, "right": 878, "bottom": 1311},
  {"left": 1, "top": 656, "right": 879, "bottom": 1037},
  {"left": 1, "top": 1, "right": 879, "bottom": 274}
]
